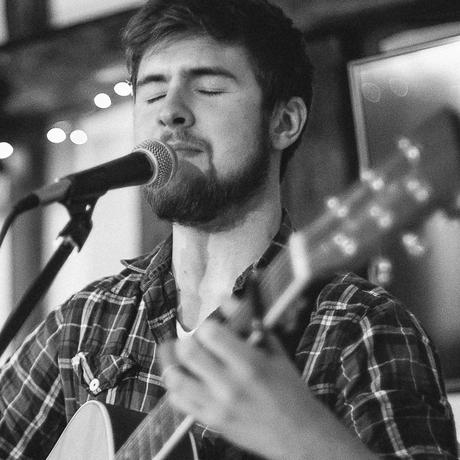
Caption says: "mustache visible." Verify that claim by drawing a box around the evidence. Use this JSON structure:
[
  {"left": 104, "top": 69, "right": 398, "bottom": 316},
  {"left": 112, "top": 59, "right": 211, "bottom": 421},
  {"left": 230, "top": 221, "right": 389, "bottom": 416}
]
[{"left": 160, "top": 131, "right": 212, "bottom": 152}]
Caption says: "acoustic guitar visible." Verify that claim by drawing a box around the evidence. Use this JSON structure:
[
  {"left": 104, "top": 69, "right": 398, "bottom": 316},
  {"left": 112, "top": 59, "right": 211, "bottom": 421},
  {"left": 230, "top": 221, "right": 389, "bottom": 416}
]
[{"left": 47, "top": 111, "right": 460, "bottom": 460}]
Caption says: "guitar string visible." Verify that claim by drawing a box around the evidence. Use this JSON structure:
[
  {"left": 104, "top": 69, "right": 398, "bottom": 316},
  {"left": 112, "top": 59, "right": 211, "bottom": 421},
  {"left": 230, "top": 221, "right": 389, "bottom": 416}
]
[{"left": 116, "top": 397, "right": 176, "bottom": 458}]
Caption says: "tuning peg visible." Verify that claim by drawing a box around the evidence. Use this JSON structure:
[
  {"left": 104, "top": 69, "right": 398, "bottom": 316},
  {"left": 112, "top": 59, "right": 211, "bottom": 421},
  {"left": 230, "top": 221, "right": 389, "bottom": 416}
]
[
  {"left": 400, "top": 232, "right": 427, "bottom": 257},
  {"left": 368, "top": 204, "right": 394, "bottom": 230},
  {"left": 332, "top": 232, "right": 358, "bottom": 257},
  {"left": 397, "top": 137, "right": 421, "bottom": 163},
  {"left": 404, "top": 177, "right": 432, "bottom": 203},
  {"left": 368, "top": 255, "right": 393, "bottom": 286},
  {"left": 361, "top": 170, "right": 385, "bottom": 191},
  {"left": 325, "top": 196, "right": 349, "bottom": 218}
]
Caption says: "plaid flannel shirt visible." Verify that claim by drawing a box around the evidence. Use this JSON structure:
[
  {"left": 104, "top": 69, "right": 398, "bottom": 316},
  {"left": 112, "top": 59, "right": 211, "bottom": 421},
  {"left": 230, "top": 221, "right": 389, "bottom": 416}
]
[{"left": 0, "top": 213, "right": 457, "bottom": 459}]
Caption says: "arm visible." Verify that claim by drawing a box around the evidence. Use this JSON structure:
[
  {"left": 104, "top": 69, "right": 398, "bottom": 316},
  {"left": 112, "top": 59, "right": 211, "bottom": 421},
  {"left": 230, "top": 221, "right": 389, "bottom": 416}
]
[
  {"left": 0, "top": 309, "right": 66, "bottom": 460},
  {"left": 334, "top": 300, "right": 458, "bottom": 458},
  {"left": 160, "top": 320, "right": 376, "bottom": 460}
]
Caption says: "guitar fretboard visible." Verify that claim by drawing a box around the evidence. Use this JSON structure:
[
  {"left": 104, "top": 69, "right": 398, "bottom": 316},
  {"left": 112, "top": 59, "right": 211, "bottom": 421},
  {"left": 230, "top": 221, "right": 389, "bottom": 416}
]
[{"left": 115, "top": 396, "right": 187, "bottom": 459}]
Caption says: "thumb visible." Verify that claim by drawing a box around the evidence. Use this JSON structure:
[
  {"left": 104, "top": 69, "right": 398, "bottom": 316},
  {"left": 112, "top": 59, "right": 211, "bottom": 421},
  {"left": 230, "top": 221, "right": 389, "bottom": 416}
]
[{"left": 158, "top": 339, "right": 180, "bottom": 378}]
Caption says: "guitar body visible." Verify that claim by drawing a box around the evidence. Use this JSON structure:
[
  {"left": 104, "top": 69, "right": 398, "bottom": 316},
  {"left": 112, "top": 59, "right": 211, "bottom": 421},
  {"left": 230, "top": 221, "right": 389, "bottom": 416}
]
[{"left": 47, "top": 401, "right": 198, "bottom": 460}]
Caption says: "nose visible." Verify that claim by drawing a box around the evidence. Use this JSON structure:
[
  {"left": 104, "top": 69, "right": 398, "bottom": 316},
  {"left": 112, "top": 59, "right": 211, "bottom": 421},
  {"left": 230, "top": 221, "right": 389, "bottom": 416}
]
[{"left": 158, "top": 89, "right": 195, "bottom": 128}]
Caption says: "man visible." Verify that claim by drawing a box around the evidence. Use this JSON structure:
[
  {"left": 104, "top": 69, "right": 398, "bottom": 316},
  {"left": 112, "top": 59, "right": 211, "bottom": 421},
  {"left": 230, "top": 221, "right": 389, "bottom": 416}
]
[{"left": 0, "top": 0, "right": 457, "bottom": 459}]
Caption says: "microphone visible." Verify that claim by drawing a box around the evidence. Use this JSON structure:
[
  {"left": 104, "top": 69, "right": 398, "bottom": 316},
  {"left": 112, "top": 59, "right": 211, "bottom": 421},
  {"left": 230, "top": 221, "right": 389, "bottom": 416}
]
[{"left": 16, "top": 139, "right": 177, "bottom": 212}]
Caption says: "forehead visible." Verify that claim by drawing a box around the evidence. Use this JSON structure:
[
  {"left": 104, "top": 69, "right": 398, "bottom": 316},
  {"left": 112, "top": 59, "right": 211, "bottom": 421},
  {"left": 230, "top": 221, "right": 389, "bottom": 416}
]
[{"left": 137, "top": 35, "right": 256, "bottom": 81}]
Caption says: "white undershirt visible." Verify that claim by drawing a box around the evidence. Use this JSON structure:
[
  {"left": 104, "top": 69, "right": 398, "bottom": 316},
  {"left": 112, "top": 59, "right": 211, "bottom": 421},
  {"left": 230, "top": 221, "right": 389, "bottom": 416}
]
[{"left": 176, "top": 319, "right": 196, "bottom": 339}]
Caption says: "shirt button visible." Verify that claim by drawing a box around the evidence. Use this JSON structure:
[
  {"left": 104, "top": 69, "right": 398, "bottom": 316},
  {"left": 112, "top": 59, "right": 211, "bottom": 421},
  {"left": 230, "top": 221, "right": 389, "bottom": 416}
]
[{"left": 89, "top": 378, "right": 100, "bottom": 394}]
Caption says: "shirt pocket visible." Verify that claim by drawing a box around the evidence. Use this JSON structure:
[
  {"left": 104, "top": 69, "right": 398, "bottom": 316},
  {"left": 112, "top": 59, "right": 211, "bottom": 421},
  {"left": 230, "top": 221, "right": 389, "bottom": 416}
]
[{"left": 71, "top": 351, "right": 139, "bottom": 396}]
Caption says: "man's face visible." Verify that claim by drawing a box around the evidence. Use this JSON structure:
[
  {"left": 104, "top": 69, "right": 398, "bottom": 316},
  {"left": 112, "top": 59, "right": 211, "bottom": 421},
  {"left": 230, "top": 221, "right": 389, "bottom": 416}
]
[{"left": 133, "top": 36, "right": 272, "bottom": 228}]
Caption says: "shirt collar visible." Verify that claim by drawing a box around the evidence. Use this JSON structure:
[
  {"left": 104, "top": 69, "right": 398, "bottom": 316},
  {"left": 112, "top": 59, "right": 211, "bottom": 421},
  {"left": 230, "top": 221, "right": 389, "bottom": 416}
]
[
  {"left": 232, "top": 210, "right": 293, "bottom": 294},
  {"left": 121, "top": 210, "right": 294, "bottom": 293}
]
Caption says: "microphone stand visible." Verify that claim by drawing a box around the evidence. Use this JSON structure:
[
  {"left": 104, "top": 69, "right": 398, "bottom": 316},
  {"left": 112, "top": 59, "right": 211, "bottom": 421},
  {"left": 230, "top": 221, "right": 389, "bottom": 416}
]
[{"left": 0, "top": 198, "right": 97, "bottom": 359}]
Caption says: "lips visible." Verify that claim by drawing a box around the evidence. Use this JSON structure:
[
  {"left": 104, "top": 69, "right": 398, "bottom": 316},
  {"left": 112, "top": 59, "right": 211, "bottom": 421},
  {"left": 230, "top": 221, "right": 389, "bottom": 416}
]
[{"left": 168, "top": 143, "right": 203, "bottom": 155}]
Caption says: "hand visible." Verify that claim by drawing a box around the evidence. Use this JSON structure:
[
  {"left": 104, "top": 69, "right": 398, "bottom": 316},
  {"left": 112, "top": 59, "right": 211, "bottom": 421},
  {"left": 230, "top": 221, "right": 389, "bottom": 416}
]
[{"left": 159, "top": 320, "right": 374, "bottom": 460}]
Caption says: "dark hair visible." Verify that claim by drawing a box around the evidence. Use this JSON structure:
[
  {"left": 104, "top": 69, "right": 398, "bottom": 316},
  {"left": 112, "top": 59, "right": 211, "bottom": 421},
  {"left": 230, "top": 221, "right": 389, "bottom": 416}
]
[{"left": 122, "top": 0, "right": 313, "bottom": 178}]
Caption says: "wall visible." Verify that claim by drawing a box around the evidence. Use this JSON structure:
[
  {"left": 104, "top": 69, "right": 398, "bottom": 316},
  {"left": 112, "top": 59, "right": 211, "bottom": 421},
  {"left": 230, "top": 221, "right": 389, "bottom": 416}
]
[{"left": 42, "top": 102, "right": 141, "bottom": 310}]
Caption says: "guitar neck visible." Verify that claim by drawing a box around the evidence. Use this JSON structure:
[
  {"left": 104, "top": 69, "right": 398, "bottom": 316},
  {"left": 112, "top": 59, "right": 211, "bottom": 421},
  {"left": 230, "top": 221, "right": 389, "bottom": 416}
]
[{"left": 115, "top": 396, "right": 192, "bottom": 459}]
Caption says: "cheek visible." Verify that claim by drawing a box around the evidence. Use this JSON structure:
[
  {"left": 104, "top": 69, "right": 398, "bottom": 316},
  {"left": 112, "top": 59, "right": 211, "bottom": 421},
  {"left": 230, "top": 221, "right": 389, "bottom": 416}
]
[
  {"left": 217, "top": 100, "right": 263, "bottom": 145},
  {"left": 133, "top": 103, "right": 160, "bottom": 143},
  {"left": 212, "top": 126, "right": 263, "bottom": 175}
]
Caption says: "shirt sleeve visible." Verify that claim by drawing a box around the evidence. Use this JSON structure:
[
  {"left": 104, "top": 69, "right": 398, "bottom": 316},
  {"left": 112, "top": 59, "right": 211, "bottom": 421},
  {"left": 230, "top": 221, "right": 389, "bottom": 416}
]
[
  {"left": 0, "top": 308, "right": 66, "bottom": 460},
  {"left": 336, "top": 300, "right": 458, "bottom": 458}
]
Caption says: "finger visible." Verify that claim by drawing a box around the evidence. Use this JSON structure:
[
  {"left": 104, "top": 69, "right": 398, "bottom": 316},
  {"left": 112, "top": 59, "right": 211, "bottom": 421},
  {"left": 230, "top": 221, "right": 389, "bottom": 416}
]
[
  {"left": 158, "top": 340, "right": 179, "bottom": 376},
  {"left": 161, "top": 361, "right": 233, "bottom": 430},
  {"left": 174, "top": 334, "right": 227, "bottom": 383},
  {"left": 160, "top": 334, "right": 235, "bottom": 396},
  {"left": 197, "top": 320, "right": 290, "bottom": 372},
  {"left": 161, "top": 359, "right": 209, "bottom": 415},
  {"left": 220, "top": 295, "right": 242, "bottom": 319},
  {"left": 161, "top": 343, "right": 243, "bottom": 430},
  {"left": 196, "top": 320, "right": 262, "bottom": 372}
]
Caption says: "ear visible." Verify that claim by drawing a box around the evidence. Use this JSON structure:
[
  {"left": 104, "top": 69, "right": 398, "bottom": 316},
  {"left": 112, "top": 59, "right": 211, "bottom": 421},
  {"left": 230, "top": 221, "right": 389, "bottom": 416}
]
[{"left": 269, "top": 97, "right": 308, "bottom": 151}]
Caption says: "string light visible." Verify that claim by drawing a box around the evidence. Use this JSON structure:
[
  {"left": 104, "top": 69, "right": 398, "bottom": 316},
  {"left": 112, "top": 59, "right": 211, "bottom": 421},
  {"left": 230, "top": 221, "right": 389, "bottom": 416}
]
[
  {"left": 0, "top": 142, "right": 13, "bottom": 159},
  {"left": 70, "top": 130, "right": 88, "bottom": 145},
  {"left": 94, "top": 93, "right": 112, "bottom": 109},
  {"left": 114, "top": 81, "right": 132, "bottom": 97},
  {"left": 47, "top": 128, "right": 66, "bottom": 144}
]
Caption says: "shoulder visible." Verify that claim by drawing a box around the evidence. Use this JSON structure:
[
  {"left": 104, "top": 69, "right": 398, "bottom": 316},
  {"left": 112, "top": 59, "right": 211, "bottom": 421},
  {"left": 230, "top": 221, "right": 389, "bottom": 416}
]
[
  {"left": 314, "top": 272, "right": 421, "bottom": 329},
  {"left": 317, "top": 272, "right": 396, "bottom": 311},
  {"left": 299, "top": 272, "right": 433, "bottom": 365},
  {"left": 56, "top": 251, "right": 154, "bottom": 330},
  {"left": 310, "top": 273, "right": 439, "bottom": 375}
]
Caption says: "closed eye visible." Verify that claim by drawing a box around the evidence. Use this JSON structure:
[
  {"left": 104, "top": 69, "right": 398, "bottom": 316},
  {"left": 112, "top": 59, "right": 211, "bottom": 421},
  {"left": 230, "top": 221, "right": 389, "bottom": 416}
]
[
  {"left": 146, "top": 94, "right": 166, "bottom": 104},
  {"left": 197, "top": 89, "right": 225, "bottom": 96}
]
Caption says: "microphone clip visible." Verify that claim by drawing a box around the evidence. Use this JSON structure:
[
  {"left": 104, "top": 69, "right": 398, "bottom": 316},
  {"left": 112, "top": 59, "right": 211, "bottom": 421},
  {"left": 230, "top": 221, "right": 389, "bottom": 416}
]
[{"left": 58, "top": 197, "right": 98, "bottom": 251}]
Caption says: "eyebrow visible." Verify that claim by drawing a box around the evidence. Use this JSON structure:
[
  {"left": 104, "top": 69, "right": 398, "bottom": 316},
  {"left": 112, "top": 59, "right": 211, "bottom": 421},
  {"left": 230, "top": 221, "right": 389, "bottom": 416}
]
[{"left": 136, "top": 66, "right": 238, "bottom": 88}]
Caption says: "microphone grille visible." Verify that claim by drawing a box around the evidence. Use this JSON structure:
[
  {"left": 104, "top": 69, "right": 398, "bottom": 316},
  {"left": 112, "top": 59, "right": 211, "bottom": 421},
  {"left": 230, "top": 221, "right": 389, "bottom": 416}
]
[{"left": 135, "top": 139, "right": 177, "bottom": 189}]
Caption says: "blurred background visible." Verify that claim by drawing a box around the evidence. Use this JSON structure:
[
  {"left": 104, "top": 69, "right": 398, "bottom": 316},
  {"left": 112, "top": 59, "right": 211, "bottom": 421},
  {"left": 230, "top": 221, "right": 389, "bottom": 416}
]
[{"left": 0, "top": 0, "right": 460, "bottom": 431}]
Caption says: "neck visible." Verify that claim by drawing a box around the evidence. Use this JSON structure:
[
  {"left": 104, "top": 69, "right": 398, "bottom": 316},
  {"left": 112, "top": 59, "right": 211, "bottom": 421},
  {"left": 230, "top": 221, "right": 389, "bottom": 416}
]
[{"left": 172, "top": 187, "right": 282, "bottom": 330}]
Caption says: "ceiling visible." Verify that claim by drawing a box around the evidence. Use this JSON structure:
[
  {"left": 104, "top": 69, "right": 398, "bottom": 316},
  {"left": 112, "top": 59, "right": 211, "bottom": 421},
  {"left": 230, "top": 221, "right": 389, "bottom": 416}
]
[{"left": 0, "top": 0, "right": 459, "bottom": 126}]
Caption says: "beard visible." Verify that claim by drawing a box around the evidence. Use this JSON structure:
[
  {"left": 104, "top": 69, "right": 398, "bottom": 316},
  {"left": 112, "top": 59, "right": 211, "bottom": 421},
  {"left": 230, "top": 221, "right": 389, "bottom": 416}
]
[{"left": 142, "top": 126, "right": 271, "bottom": 229}]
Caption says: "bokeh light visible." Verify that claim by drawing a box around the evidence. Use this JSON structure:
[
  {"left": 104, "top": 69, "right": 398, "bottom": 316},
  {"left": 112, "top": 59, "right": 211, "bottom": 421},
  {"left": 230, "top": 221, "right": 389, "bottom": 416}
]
[
  {"left": 47, "top": 128, "right": 66, "bottom": 144},
  {"left": 70, "top": 130, "right": 88, "bottom": 145},
  {"left": 94, "top": 93, "right": 112, "bottom": 109},
  {"left": 0, "top": 142, "right": 13, "bottom": 159},
  {"left": 114, "top": 81, "right": 132, "bottom": 97}
]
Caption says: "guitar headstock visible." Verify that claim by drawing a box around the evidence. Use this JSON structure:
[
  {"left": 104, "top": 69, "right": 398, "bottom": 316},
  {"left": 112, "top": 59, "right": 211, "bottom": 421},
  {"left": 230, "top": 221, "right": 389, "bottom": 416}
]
[
  {"left": 289, "top": 110, "right": 460, "bottom": 285},
  {"left": 225, "top": 110, "right": 460, "bottom": 335}
]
